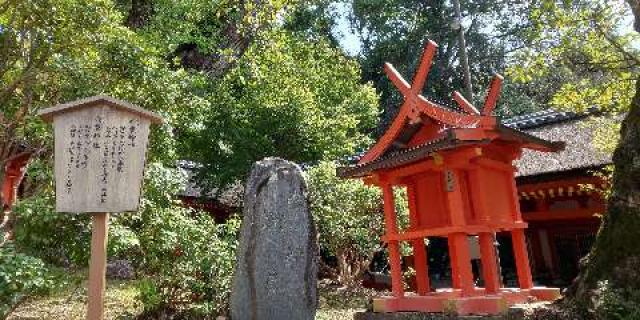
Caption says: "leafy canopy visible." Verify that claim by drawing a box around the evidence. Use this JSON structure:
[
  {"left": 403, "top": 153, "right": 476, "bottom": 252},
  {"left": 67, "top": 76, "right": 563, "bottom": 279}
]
[
  {"left": 509, "top": 0, "right": 638, "bottom": 114},
  {"left": 182, "top": 30, "right": 379, "bottom": 189}
]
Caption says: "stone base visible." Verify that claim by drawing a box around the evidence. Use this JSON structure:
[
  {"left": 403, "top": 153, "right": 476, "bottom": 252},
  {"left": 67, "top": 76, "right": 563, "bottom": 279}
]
[
  {"left": 354, "top": 307, "right": 526, "bottom": 320},
  {"left": 369, "top": 287, "right": 560, "bottom": 316}
]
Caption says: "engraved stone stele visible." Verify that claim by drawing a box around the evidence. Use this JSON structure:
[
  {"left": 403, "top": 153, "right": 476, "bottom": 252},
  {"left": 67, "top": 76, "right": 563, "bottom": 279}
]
[
  {"left": 231, "top": 158, "right": 318, "bottom": 320},
  {"left": 38, "top": 95, "right": 163, "bottom": 213}
]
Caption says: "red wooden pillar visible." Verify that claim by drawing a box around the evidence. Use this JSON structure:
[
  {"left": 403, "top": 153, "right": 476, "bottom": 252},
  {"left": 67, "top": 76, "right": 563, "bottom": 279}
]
[
  {"left": 479, "top": 232, "right": 500, "bottom": 293},
  {"left": 511, "top": 228, "right": 534, "bottom": 289},
  {"left": 449, "top": 233, "right": 474, "bottom": 295},
  {"left": 381, "top": 182, "right": 405, "bottom": 297},
  {"left": 407, "top": 183, "right": 430, "bottom": 295},
  {"left": 444, "top": 169, "right": 474, "bottom": 295},
  {"left": 2, "top": 153, "right": 30, "bottom": 208}
]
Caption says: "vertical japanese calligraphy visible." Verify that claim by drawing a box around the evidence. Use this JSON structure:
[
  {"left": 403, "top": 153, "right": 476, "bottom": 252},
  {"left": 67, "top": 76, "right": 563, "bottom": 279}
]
[{"left": 52, "top": 103, "right": 151, "bottom": 213}]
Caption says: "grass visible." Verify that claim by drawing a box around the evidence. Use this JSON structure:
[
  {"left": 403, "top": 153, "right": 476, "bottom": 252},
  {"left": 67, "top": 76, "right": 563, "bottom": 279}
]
[
  {"left": 316, "top": 285, "right": 376, "bottom": 320},
  {"left": 7, "top": 271, "right": 142, "bottom": 320},
  {"left": 7, "top": 274, "right": 374, "bottom": 320}
]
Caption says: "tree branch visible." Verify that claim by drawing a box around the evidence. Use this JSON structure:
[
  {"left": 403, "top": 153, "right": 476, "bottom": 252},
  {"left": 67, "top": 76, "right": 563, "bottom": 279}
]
[{"left": 592, "top": 16, "right": 640, "bottom": 67}]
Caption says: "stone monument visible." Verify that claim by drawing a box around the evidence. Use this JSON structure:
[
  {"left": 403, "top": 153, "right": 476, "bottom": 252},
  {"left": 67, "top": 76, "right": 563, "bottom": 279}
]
[{"left": 231, "top": 158, "right": 318, "bottom": 320}]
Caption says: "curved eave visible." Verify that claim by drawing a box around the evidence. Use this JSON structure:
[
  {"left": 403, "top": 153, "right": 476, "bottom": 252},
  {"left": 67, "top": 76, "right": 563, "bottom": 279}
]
[{"left": 338, "top": 133, "right": 480, "bottom": 179}]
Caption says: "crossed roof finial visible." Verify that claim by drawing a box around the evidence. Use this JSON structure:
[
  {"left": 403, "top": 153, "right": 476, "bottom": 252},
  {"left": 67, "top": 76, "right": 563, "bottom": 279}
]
[
  {"left": 384, "top": 40, "right": 504, "bottom": 123},
  {"left": 358, "top": 39, "right": 505, "bottom": 164}
]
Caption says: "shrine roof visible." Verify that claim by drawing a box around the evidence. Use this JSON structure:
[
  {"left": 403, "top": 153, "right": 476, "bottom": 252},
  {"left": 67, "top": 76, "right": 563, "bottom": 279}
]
[
  {"left": 177, "top": 161, "right": 244, "bottom": 208},
  {"left": 340, "top": 109, "right": 615, "bottom": 179},
  {"left": 337, "top": 124, "right": 563, "bottom": 179}
]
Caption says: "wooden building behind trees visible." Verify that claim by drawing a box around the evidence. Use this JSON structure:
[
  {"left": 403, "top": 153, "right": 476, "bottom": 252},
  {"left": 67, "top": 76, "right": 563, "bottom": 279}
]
[{"left": 509, "top": 109, "right": 612, "bottom": 286}]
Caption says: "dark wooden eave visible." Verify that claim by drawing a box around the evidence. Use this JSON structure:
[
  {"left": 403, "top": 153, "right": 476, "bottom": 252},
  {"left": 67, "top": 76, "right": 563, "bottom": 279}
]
[{"left": 337, "top": 126, "right": 564, "bottom": 179}]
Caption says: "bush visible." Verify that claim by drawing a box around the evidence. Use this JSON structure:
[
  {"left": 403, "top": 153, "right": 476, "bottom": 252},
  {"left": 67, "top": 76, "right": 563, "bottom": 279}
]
[
  {"left": 13, "top": 193, "right": 92, "bottom": 266},
  {"left": 307, "top": 161, "right": 409, "bottom": 287},
  {"left": 593, "top": 280, "right": 640, "bottom": 320},
  {"left": 13, "top": 162, "right": 241, "bottom": 317},
  {"left": 131, "top": 163, "right": 240, "bottom": 317},
  {"left": 136, "top": 210, "right": 240, "bottom": 317},
  {"left": 0, "top": 245, "right": 56, "bottom": 318},
  {"left": 14, "top": 192, "right": 141, "bottom": 267}
]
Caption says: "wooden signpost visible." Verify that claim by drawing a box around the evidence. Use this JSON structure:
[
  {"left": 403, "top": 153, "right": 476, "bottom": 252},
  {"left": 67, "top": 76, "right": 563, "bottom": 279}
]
[{"left": 39, "top": 95, "right": 163, "bottom": 320}]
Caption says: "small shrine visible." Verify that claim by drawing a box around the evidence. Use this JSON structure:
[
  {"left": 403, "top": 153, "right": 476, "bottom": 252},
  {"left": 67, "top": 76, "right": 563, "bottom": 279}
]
[{"left": 338, "top": 40, "right": 564, "bottom": 315}]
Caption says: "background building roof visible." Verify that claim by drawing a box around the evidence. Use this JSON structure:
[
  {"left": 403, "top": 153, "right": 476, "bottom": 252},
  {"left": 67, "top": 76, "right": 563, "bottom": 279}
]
[{"left": 508, "top": 110, "right": 614, "bottom": 177}]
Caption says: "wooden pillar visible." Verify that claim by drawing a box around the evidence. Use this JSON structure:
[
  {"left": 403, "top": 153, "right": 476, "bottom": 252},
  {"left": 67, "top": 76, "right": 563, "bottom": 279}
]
[
  {"left": 443, "top": 169, "right": 474, "bottom": 295},
  {"left": 87, "top": 213, "right": 109, "bottom": 320},
  {"left": 511, "top": 228, "right": 534, "bottom": 289},
  {"left": 449, "top": 233, "right": 474, "bottom": 295},
  {"left": 381, "top": 183, "right": 404, "bottom": 297},
  {"left": 407, "top": 183, "right": 430, "bottom": 295},
  {"left": 412, "top": 240, "right": 429, "bottom": 295},
  {"left": 479, "top": 232, "right": 500, "bottom": 293}
]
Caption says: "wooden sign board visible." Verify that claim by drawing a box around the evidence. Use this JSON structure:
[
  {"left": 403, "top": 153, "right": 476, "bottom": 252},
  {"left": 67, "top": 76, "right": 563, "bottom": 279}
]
[{"left": 39, "top": 95, "right": 163, "bottom": 213}]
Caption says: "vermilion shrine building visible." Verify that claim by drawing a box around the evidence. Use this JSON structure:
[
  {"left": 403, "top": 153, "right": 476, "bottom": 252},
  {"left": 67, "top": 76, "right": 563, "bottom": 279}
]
[{"left": 338, "top": 40, "right": 565, "bottom": 314}]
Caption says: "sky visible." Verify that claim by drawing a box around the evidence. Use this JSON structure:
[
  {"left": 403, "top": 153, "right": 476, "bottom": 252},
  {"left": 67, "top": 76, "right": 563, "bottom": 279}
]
[
  {"left": 328, "top": 2, "right": 639, "bottom": 56},
  {"left": 329, "top": 2, "right": 362, "bottom": 56}
]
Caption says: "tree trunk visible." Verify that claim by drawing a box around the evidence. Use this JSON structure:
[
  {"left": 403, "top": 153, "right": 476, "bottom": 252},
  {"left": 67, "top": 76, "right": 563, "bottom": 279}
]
[{"left": 567, "top": 0, "right": 640, "bottom": 308}]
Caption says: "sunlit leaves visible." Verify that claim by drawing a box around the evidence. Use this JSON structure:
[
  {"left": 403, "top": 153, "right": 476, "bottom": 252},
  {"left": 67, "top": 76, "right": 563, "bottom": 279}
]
[
  {"left": 183, "top": 30, "right": 379, "bottom": 189},
  {"left": 509, "top": 0, "right": 639, "bottom": 114}
]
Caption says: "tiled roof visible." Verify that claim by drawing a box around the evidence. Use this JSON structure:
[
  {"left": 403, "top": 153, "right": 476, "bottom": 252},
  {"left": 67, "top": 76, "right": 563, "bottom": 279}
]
[
  {"left": 177, "top": 162, "right": 244, "bottom": 207},
  {"left": 503, "top": 107, "right": 598, "bottom": 130}
]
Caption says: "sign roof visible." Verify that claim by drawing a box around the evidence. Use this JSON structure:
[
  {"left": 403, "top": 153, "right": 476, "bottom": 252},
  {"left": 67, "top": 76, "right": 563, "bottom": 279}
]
[{"left": 38, "top": 95, "right": 164, "bottom": 124}]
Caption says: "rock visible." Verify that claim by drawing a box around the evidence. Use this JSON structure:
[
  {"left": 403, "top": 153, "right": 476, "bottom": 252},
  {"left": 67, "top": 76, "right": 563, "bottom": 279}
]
[
  {"left": 230, "top": 158, "right": 318, "bottom": 320},
  {"left": 106, "top": 259, "right": 134, "bottom": 280}
]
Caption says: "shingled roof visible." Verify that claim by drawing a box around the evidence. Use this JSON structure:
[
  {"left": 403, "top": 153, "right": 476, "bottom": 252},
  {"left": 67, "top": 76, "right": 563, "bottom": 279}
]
[{"left": 507, "top": 110, "right": 614, "bottom": 177}]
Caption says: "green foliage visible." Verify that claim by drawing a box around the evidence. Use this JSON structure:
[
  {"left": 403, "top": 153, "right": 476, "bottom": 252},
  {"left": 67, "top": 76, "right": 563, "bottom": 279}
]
[
  {"left": 183, "top": 30, "right": 379, "bottom": 190},
  {"left": 13, "top": 193, "right": 92, "bottom": 265},
  {"left": 14, "top": 162, "right": 241, "bottom": 316},
  {"left": 117, "top": 163, "right": 240, "bottom": 317},
  {"left": 135, "top": 0, "right": 292, "bottom": 56},
  {"left": 508, "top": 0, "right": 638, "bottom": 115},
  {"left": 307, "top": 161, "right": 409, "bottom": 285},
  {"left": 135, "top": 210, "right": 240, "bottom": 317},
  {"left": 308, "top": 161, "right": 383, "bottom": 258},
  {"left": 14, "top": 192, "right": 144, "bottom": 266},
  {"left": 593, "top": 280, "right": 640, "bottom": 320},
  {"left": 0, "top": 245, "right": 56, "bottom": 318},
  {"left": 137, "top": 215, "right": 239, "bottom": 317}
]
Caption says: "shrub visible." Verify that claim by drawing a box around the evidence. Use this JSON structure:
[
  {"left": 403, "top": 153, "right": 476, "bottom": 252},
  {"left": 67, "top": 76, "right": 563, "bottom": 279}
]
[
  {"left": 13, "top": 162, "right": 241, "bottom": 317},
  {"left": 14, "top": 192, "right": 141, "bottom": 267},
  {"left": 0, "top": 245, "right": 56, "bottom": 318},
  {"left": 136, "top": 211, "right": 240, "bottom": 317},
  {"left": 132, "top": 163, "right": 240, "bottom": 317},
  {"left": 593, "top": 280, "right": 640, "bottom": 320},
  {"left": 13, "top": 193, "right": 92, "bottom": 266},
  {"left": 307, "top": 161, "right": 409, "bottom": 287}
]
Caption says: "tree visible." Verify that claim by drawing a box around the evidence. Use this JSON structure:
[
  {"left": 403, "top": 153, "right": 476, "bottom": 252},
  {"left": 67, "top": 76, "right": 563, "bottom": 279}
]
[
  {"left": 121, "top": 0, "right": 293, "bottom": 78},
  {"left": 0, "top": 0, "right": 207, "bottom": 243},
  {"left": 511, "top": 0, "right": 640, "bottom": 316},
  {"left": 0, "top": 0, "right": 292, "bottom": 243},
  {"left": 181, "top": 30, "right": 380, "bottom": 190}
]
